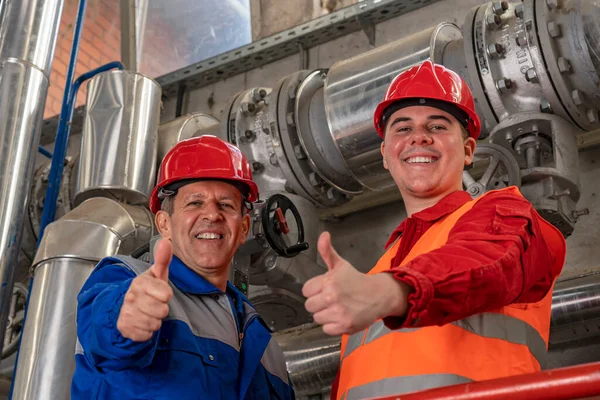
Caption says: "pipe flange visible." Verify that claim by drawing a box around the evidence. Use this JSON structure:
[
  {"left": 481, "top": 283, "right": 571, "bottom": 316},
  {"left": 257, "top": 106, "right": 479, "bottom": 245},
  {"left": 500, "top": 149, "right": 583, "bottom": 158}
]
[
  {"left": 275, "top": 72, "right": 350, "bottom": 207},
  {"left": 295, "top": 69, "right": 362, "bottom": 195},
  {"left": 463, "top": 6, "right": 501, "bottom": 135},
  {"left": 222, "top": 87, "right": 311, "bottom": 198},
  {"left": 535, "top": 0, "right": 600, "bottom": 131},
  {"left": 467, "top": 1, "right": 564, "bottom": 126}
]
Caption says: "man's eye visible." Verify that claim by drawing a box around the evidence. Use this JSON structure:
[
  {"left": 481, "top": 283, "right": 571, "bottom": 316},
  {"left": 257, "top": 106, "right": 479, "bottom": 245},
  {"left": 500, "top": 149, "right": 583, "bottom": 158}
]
[
  {"left": 219, "top": 203, "right": 234, "bottom": 209},
  {"left": 395, "top": 126, "right": 411, "bottom": 133},
  {"left": 430, "top": 125, "right": 447, "bottom": 131},
  {"left": 188, "top": 201, "right": 202, "bottom": 206}
]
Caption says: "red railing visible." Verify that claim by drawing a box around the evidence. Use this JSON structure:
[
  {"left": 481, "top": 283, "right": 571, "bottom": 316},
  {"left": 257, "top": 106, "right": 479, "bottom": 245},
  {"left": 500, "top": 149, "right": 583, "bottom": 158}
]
[{"left": 372, "top": 362, "right": 600, "bottom": 400}]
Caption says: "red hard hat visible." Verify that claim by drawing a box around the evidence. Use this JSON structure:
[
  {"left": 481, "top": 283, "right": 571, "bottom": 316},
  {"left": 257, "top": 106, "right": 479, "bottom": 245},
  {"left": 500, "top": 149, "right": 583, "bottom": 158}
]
[
  {"left": 373, "top": 60, "right": 481, "bottom": 140},
  {"left": 149, "top": 135, "right": 259, "bottom": 214}
]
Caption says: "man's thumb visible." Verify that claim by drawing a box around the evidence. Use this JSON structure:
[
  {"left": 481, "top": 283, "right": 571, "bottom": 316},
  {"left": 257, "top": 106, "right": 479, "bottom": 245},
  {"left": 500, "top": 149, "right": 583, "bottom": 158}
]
[
  {"left": 149, "top": 239, "right": 172, "bottom": 281},
  {"left": 318, "top": 231, "right": 342, "bottom": 271}
]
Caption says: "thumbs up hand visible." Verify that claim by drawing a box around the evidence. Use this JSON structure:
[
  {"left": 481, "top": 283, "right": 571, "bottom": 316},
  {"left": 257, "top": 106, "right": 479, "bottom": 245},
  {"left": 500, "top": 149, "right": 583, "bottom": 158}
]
[
  {"left": 302, "top": 232, "right": 411, "bottom": 336},
  {"left": 117, "top": 239, "right": 174, "bottom": 342}
]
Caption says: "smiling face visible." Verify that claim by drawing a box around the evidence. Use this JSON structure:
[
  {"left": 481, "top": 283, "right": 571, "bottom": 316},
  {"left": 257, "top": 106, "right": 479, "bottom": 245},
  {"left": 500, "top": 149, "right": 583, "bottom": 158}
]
[
  {"left": 381, "top": 105, "right": 476, "bottom": 204},
  {"left": 155, "top": 180, "right": 250, "bottom": 279}
]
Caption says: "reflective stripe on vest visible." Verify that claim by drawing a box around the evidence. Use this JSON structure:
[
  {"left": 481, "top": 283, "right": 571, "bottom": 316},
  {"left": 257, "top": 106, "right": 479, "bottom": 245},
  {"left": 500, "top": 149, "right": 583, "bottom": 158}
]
[{"left": 337, "top": 187, "right": 566, "bottom": 400}]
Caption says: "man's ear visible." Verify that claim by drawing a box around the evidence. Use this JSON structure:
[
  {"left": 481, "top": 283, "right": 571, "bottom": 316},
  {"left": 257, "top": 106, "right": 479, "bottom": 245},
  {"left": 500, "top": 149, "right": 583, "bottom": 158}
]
[
  {"left": 464, "top": 137, "right": 476, "bottom": 166},
  {"left": 239, "top": 214, "right": 250, "bottom": 245},
  {"left": 380, "top": 141, "right": 389, "bottom": 170},
  {"left": 155, "top": 211, "right": 172, "bottom": 240}
]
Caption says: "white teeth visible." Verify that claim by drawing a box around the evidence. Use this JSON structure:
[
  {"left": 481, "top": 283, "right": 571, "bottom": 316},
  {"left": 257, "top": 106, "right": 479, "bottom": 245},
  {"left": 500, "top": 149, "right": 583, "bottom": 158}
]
[
  {"left": 406, "top": 156, "right": 435, "bottom": 163},
  {"left": 196, "top": 233, "right": 222, "bottom": 239}
]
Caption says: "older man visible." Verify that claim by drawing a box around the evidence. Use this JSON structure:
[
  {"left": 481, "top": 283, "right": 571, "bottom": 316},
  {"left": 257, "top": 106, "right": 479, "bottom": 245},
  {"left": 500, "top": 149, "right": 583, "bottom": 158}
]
[
  {"left": 302, "top": 61, "right": 566, "bottom": 399},
  {"left": 72, "top": 135, "right": 294, "bottom": 399}
]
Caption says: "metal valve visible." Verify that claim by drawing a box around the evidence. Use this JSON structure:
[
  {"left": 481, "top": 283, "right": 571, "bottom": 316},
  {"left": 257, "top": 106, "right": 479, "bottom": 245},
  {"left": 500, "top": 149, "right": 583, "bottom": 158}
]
[{"left": 261, "top": 193, "right": 309, "bottom": 258}]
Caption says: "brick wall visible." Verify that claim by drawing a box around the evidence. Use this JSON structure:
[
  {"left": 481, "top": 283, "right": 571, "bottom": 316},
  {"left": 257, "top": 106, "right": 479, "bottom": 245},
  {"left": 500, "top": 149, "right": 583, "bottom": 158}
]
[{"left": 45, "top": 0, "right": 121, "bottom": 119}]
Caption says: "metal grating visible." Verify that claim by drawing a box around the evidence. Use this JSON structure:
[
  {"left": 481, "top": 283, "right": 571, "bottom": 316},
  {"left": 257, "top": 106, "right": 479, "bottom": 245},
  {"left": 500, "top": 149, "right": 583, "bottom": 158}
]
[
  {"left": 156, "top": 0, "right": 440, "bottom": 97},
  {"left": 40, "top": 0, "right": 439, "bottom": 145}
]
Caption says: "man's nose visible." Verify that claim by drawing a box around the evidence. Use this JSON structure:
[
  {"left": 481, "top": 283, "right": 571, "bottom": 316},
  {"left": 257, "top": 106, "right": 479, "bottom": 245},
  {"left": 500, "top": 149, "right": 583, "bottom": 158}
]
[
  {"left": 409, "top": 128, "right": 433, "bottom": 146},
  {"left": 200, "top": 202, "right": 223, "bottom": 222}
]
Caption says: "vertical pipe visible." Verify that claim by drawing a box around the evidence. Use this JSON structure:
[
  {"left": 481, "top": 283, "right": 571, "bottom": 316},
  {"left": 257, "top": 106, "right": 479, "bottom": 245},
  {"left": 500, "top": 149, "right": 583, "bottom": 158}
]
[
  {"left": 38, "top": 61, "right": 124, "bottom": 241},
  {"left": 0, "top": 0, "right": 64, "bottom": 352},
  {"left": 37, "top": 0, "right": 88, "bottom": 244}
]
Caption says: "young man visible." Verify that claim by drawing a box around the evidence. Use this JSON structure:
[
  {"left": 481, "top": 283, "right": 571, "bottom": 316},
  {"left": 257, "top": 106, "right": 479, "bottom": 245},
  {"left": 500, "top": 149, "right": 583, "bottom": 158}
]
[
  {"left": 302, "top": 61, "right": 566, "bottom": 399},
  {"left": 72, "top": 135, "right": 294, "bottom": 399}
]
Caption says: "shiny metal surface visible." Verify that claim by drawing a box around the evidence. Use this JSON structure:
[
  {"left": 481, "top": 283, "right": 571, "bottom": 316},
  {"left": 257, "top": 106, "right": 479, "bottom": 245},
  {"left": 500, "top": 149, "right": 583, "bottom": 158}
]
[
  {"left": 274, "top": 323, "right": 341, "bottom": 397},
  {"left": 0, "top": 0, "right": 63, "bottom": 352},
  {"left": 75, "top": 70, "right": 161, "bottom": 206},
  {"left": 296, "top": 70, "right": 362, "bottom": 195},
  {"left": 12, "top": 259, "right": 95, "bottom": 400},
  {"left": 0, "top": 59, "right": 51, "bottom": 353},
  {"left": 157, "top": 112, "right": 220, "bottom": 163},
  {"left": 324, "top": 23, "right": 461, "bottom": 191},
  {"left": 550, "top": 274, "right": 600, "bottom": 345},
  {"left": 0, "top": 0, "right": 63, "bottom": 75},
  {"left": 13, "top": 197, "right": 153, "bottom": 399}
]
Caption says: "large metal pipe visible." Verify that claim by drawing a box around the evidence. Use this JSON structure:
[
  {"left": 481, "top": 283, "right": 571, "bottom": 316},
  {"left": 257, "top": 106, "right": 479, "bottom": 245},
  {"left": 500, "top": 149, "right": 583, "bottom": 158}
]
[
  {"left": 74, "top": 70, "right": 162, "bottom": 206},
  {"left": 550, "top": 274, "right": 600, "bottom": 345},
  {"left": 12, "top": 198, "right": 154, "bottom": 399},
  {"left": 0, "top": 0, "right": 63, "bottom": 349},
  {"left": 14, "top": 67, "right": 161, "bottom": 398},
  {"left": 323, "top": 23, "right": 462, "bottom": 191},
  {"left": 273, "top": 323, "right": 341, "bottom": 397}
]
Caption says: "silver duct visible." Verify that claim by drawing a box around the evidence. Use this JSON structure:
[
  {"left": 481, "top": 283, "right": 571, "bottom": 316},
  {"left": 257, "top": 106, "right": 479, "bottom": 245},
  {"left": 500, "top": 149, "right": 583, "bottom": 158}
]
[
  {"left": 550, "top": 274, "right": 600, "bottom": 345},
  {"left": 13, "top": 70, "right": 161, "bottom": 399},
  {"left": 323, "top": 23, "right": 462, "bottom": 192},
  {"left": 0, "top": 0, "right": 63, "bottom": 350},
  {"left": 74, "top": 70, "right": 162, "bottom": 206},
  {"left": 12, "top": 198, "right": 154, "bottom": 399},
  {"left": 274, "top": 323, "right": 341, "bottom": 397}
]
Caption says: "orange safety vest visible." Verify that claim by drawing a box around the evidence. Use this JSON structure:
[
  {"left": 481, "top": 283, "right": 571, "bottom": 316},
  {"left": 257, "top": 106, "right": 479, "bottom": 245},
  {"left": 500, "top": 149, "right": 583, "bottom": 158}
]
[{"left": 336, "top": 187, "right": 566, "bottom": 400}]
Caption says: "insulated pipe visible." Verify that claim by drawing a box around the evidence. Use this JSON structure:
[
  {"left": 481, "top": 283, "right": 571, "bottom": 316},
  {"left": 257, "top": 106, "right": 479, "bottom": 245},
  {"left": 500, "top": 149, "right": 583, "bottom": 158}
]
[
  {"left": 11, "top": 198, "right": 154, "bottom": 399},
  {"left": 38, "top": 61, "right": 125, "bottom": 241},
  {"left": 549, "top": 273, "right": 600, "bottom": 345},
  {"left": 274, "top": 323, "right": 341, "bottom": 397},
  {"left": 0, "top": 0, "right": 63, "bottom": 351},
  {"left": 322, "top": 23, "right": 462, "bottom": 191},
  {"left": 37, "top": 0, "right": 88, "bottom": 243}
]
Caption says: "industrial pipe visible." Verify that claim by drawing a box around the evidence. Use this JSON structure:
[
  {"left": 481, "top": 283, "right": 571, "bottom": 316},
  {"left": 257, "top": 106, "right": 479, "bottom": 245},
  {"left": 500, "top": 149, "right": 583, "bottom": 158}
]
[
  {"left": 37, "top": 0, "right": 88, "bottom": 244},
  {"left": 372, "top": 361, "right": 600, "bottom": 400},
  {"left": 11, "top": 198, "right": 154, "bottom": 399},
  {"left": 0, "top": 0, "right": 64, "bottom": 354}
]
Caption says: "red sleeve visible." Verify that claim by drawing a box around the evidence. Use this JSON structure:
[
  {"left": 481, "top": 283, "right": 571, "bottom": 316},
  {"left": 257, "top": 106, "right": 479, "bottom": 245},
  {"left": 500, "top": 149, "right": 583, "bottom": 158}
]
[{"left": 383, "top": 191, "right": 559, "bottom": 329}]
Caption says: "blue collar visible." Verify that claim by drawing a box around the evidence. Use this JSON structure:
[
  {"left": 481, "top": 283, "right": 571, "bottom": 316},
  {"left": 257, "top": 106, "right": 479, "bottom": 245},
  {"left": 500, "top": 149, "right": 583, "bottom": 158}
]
[{"left": 168, "top": 256, "right": 251, "bottom": 310}]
